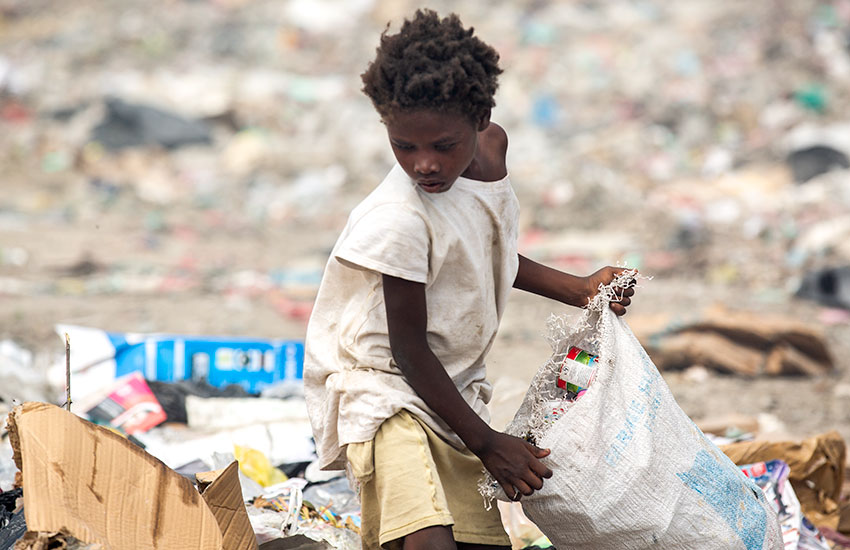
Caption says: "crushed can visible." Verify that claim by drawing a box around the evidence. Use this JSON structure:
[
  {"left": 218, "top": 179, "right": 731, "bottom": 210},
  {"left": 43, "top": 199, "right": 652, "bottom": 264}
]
[{"left": 557, "top": 346, "right": 599, "bottom": 395}]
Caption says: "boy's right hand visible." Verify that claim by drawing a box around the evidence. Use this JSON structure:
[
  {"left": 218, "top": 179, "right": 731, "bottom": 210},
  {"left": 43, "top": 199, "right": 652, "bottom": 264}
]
[{"left": 473, "top": 429, "right": 553, "bottom": 501}]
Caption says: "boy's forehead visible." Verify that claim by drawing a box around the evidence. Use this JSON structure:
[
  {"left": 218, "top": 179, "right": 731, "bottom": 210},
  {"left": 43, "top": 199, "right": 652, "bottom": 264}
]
[{"left": 384, "top": 108, "right": 474, "bottom": 139}]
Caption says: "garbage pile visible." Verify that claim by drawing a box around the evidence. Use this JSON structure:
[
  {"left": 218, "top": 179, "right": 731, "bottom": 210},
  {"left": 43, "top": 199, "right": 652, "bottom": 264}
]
[
  {"left": 3, "top": 0, "right": 850, "bottom": 318},
  {"left": 0, "top": 321, "right": 848, "bottom": 549},
  {"left": 2, "top": 0, "right": 850, "bottom": 547},
  {"left": 0, "top": 370, "right": 361, "bottom": 549},
  {"left": 0, "top": 326, "right": 360, "bottom": 549}
]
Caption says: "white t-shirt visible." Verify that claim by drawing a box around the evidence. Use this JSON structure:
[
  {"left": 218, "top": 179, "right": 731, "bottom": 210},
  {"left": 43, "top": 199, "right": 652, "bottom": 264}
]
[{"left": 304, "top": 163, "right": 520, "bottom": 470}]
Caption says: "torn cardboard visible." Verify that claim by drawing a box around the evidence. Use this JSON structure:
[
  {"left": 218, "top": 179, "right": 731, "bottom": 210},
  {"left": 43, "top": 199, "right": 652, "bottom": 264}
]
[
  {"left": 633, "top": 306, "right": 834, "bottom": 376},
  {"left": 722, "top": 430, "right": 850, "bottom": 534},
  {"left": 8, "top": 402, "right": 229, "bottom": 549},
  {"left": 197, "top": 462, "right": 259, "bottom": 550}
]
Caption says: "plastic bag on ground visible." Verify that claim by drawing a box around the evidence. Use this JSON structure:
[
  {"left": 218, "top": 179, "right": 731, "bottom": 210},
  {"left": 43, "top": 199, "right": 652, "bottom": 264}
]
[
  {"left": 234, "top": 445, "right": 288, "bottom": 488},
  {"left": 480, "top": 273, "right": 783, "bottom": 549}
]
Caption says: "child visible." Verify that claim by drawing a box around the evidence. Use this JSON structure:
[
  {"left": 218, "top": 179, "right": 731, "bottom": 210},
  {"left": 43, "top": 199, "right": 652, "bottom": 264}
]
[{"left": 304, "top": 9, "right": 636, "bottom": 550}]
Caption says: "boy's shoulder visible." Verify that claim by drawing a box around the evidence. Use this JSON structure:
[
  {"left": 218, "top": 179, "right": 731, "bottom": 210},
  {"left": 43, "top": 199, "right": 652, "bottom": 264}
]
[
  {"left": 484, "top": 122, "right": 508, "bottom": 152},
  {"left": 477, "top": 122, "right": 509, "bottom": 181},
  {"left": 350, "top": 164, "right": 420, "bottom": 215}
]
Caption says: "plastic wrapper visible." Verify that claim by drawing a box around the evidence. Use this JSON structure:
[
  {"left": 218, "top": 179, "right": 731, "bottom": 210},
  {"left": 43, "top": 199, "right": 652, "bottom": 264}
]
[{"left": 740, "top": 460, "right": 830, "bottom": 550}]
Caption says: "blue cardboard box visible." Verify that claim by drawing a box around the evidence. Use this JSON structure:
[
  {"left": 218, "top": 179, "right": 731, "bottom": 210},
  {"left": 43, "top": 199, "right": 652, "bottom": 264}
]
[{"left": 57, "top": 325, "right": 303, "bottom": 395}]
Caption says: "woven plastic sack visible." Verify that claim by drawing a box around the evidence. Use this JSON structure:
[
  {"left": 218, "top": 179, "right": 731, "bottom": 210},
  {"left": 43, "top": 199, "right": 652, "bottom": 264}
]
[{"left": 480, "top": 274, "right": 783, "bottom": 550}]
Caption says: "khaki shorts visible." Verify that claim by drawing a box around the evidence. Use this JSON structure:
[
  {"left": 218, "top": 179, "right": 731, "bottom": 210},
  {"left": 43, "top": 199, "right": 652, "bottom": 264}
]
[{"left": 347, "top": 410, "right": 511, "bottom": 549}]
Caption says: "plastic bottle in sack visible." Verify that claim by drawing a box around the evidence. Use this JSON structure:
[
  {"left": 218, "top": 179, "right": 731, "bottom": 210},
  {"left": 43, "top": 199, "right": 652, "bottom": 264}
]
[{"left": 557, "top": 346, "right": 598, "bottom": 396}]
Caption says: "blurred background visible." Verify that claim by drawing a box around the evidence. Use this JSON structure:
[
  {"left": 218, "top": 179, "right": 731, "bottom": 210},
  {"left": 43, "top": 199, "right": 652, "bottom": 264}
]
[{"left": 2, "top": 0, "right": 850, "bottom": 492}]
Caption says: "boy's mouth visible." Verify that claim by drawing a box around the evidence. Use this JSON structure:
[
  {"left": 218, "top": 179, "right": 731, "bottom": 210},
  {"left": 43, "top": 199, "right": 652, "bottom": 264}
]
[{"left": 417, "top": 180, "right": 447, "bottom": 192}]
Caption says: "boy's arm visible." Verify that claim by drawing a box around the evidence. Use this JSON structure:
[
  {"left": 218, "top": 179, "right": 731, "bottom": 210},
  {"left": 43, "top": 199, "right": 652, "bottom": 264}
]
[
  {"left": 382, "top": 274, "right": 552, "bottom": 500},
  {"left": 514, "top": 254, "right": 635, "bottom": 315}
]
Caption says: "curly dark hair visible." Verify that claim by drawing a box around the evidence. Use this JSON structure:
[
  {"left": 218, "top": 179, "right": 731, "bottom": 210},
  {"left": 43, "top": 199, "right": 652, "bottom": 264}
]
[{"left": 361, "top": 9, "right": 502, "bottom": 123}]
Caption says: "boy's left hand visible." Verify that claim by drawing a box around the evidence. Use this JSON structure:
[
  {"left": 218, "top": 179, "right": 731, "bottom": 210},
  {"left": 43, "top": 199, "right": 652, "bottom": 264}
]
[{"left": 585, "top": 266, "right": 637, "bottom": 316}]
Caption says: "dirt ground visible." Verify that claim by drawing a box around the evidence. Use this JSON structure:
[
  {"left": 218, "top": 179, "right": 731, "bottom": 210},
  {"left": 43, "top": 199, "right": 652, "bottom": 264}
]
[{"left": 3, "top": 214, "right": 849, "bottom": 447}]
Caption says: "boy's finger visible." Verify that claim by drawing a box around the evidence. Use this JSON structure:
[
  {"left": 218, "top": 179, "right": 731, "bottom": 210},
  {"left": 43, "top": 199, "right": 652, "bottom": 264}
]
[
  {"left": 527, "top": 443, "right": 551, "bottom": 458},
  {"left": 621, "top": 286, "right": 635, "bottom": 297},
  {"left": 531, "top": 459, "right": 553, "bottom": 479},
  {"left": 523, "top": 471, "right": 544, "bottom": 491},
  {"left": 609, "top": 303, "right": 627, "bottom": 316}
]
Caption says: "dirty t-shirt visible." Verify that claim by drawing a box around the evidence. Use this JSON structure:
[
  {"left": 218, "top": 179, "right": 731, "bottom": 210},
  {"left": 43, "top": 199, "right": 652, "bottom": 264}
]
[{"left": 304, "top": 163, "right": 520, "bottom": 470}]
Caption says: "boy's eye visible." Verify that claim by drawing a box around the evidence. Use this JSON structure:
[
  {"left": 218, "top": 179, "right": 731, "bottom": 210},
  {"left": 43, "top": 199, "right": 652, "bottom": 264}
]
[
  {"left": 435, "top": 143, "right": 456, "bottom": 152},
  {"left": 392, "top": 142, "right": 414, "bottom": 151}
]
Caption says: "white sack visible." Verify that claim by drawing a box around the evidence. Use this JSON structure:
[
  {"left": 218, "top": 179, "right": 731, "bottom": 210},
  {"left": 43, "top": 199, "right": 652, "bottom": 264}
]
[{"left": 481, "top": 276, "right": 783, "bottom": 550}]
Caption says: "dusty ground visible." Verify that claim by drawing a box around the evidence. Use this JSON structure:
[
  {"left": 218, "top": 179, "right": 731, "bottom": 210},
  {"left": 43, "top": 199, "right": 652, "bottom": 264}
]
[{"left": 3, "top": 214, "right": 849, "bottom": 446}]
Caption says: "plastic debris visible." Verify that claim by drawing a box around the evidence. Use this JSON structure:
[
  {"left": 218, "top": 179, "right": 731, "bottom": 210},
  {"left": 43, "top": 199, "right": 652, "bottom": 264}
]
[
  {"left": 740, "top": 460, "right": 831, "bottom": 549},
  {"left": 787, "top": 146, "right": 850, "bottom": 183},
  {"left": 90, "top": 98, "right": 212, "bottom": 151},
  {"left": 235, "top": 445, "right": 289, "bottom": 488},
  {"left": 797, "top": 266, "right": 850, "bottom": 310}
]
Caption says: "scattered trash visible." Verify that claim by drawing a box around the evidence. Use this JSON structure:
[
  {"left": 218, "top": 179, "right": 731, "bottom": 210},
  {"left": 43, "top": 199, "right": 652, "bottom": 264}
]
[
  {"left": 148, "top": 379, "right": 254, "bottom": 424},
  {"left": 634, "top": 307, "right": 834, "bottom": 376},
  {"left": 235, "top": 445, "right": 288, "bottom": 488},
  {"left": 721, "top": 431, "right": 850, "bottom": 538},
  {"left": 787, "top": 145, "right": 850, "bottom": 183},
  {"left": 186, "top": 396, "right": 309, "bottom": 431},
  {"left": 0, "top": 507, "right": 26, "bottom": 550},
  {"left": 90, "top": 98, "right": 212, "bottom": 151},
  {"left": 76, "top": 372, "right": 166, "bottom": 435},
  {"left": 49, "top": 325, "right": 304, "bottom": 401},
  {"left": 3, "top": 1, "right": 850, "bottom": 548},
  {"left": 696, "top": 414, "right": 760, "bottom": 444},
  {"left": 797, "top": 266, "right": 850, "bottom": 310},
  {"left": 739, "top": 459, "right": 831, "bottom": 549},
  {"left": 249, "top": 477, "right": 360, "bottom": 550},
  {"left": 0, "top": 488, "right": 22, "bottom": 531}
]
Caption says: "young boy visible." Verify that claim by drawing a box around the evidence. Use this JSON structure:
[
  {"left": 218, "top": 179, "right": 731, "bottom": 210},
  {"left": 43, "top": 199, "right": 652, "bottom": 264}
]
[{"left": 304, "top": 10, "right": 635, "bottom": 550}]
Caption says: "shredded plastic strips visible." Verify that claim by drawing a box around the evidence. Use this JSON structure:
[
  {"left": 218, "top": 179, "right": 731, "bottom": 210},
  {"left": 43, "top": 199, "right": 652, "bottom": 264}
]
[{"left": 479, "top": 271, "right": 784, "bottom": 550}]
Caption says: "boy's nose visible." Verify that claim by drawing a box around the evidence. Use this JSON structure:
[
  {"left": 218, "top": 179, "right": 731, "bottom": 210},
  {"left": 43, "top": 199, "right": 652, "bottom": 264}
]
[{"left": 414, "top": 156, "right": 439, "bottom": 175}]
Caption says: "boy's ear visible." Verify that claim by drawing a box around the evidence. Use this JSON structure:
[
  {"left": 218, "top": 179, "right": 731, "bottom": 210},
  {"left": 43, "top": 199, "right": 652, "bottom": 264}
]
[{"left": 477, "top": 109, "right": 491, "bottom": 131}]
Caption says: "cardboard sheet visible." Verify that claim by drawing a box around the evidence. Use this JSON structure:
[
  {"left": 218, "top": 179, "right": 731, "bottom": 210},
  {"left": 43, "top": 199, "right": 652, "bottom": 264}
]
[
  {"left": 8, "top": 402, "right": 224, "bottom": 549},
  {"left": 197, "top": 462, "right": 259, "bottom": 550},
  {"left": 632, "top": 307, "right": 834, "bottom": 376}
]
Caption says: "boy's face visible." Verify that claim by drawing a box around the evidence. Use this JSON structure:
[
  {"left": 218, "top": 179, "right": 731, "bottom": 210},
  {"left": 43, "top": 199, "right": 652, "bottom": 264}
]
[{"left": 383, "top": 108, "right": 485, "bottom": 194}]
